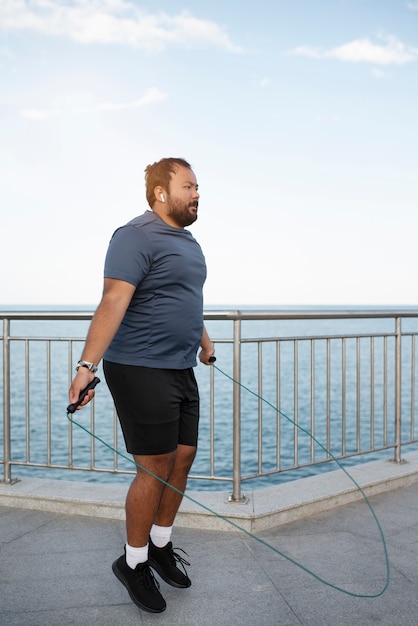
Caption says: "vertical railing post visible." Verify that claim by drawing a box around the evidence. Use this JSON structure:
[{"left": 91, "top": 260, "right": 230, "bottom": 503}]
[
  {"left": 2, "top": 317, "right": 12, "bottom": 483},
  {"left": 229, "top": 315, "right": 246, "bottom": 502},
  {"left": 393, "top": 316, "right": 402, "bottom": 463}
]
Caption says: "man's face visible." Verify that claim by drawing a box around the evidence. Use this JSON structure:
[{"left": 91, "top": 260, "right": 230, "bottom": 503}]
[{"left": 166, "top": 166, "right": 200, "bottom": 228}]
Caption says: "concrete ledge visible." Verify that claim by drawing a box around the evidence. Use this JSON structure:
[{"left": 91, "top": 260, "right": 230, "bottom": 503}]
[{"left": 2, "top": 451, "right": 418, "bottom": 532}]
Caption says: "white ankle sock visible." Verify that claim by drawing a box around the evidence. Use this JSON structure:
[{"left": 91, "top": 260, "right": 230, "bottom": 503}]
[
  {"left": 150, "top": 524, "right": 173, "bottom": 548},
  {"left": 125, "top": 542, "right": 149, "bottom": 569}
]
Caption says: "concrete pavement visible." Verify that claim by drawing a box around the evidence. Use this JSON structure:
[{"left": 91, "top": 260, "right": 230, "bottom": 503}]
[{"left": 1, "top": 457, "right": 418, "bottom": 625}]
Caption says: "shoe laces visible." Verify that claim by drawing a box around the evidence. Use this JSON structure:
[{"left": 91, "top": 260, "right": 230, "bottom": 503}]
[
  {"left": 167, "top": 544, "right": 190, "bottom": 576},
  {"left": 136, "top": 563, "right": 161, "bottom": 591}
]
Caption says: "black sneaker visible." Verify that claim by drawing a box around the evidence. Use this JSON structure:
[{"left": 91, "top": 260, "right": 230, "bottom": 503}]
[
  {"left": 149, "top": 538, "right": 191, "bottom": 588},
  {"left": 112, "top": 552, "right": 166, "bottom": 613}
]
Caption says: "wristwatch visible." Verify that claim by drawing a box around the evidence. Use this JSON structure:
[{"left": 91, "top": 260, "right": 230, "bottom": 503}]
[{"left": 76, "top": 360, "right": 98, "bottom": 373}]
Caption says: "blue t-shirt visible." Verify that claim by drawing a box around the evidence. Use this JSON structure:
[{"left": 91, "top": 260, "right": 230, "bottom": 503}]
[{"left": 103, "top": 211, "right": 207, "bottom": 369}]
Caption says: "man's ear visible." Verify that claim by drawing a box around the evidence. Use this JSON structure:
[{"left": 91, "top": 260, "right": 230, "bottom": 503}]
[{"left": 154, "top": 186, "right": 165, "bottom": 203}]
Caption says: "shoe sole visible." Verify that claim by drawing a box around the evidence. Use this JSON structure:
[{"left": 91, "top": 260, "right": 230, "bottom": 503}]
[
  {"left": 148, "top": 557, "right": 191, "bottom": 589},
  {"left": 112, "top": 560, "right": 166, "bottom": 613}
]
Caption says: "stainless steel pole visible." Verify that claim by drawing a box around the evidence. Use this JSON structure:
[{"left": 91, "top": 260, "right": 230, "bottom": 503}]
[
  {"left": 2, "top": 318, "right": 11, "bottom": 483},
  {"left": 230, "top": 316, "right": 242, "bottom": 502},
  {"left": 394, "top": 317, "right": 402, "bottom": 463}
]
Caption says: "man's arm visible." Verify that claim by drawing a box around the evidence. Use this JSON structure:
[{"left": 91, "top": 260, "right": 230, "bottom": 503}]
[
  {"left": 198, "top": 324, "right": 215, "bottom": 365},
  {"left": 68, "top": 277, "right": 136, "bottom": 409}
]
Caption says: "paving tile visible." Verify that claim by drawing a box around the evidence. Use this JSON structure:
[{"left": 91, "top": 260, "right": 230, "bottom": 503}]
[{"left": 1, "top": 482, "right": 418, "bottom": 625}]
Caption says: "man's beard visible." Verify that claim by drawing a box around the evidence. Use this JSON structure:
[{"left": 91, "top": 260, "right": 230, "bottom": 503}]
[{"left": 167, "top": 196, "right": 198, "bottom": 228}]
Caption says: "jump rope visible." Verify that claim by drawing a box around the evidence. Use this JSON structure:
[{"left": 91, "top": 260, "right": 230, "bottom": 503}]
[{"left": 67, "top": 359, "right": 390, "bottom": 599}]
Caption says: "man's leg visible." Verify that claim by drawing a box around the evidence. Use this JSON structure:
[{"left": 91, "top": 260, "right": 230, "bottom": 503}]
[
  {"left": 154, "top": 444, "right": 197, "bottom": 527},
  {"left": 126, "top": 451, "right": 177, "bottom": 547},
  {"left": 112, "top": 452, "right": 176, "bottom": 614},
  {"left": 148, "top": 444, "right": 196, "bottom": 588}
]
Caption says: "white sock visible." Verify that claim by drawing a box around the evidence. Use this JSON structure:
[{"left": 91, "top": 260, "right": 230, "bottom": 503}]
[
  {"left": 125, "top": 542, "right": 149, "bottom": 569},
  {"left": 150, "top": 524, "right": 173, "bottom": 548}
]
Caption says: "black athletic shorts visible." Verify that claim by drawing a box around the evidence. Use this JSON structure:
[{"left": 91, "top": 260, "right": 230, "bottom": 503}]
[{"left": 103, "top": 360, "right": 200, "bottom": 455}]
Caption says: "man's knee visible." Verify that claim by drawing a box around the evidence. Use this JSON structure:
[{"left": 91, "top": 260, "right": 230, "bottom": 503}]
[
  {"left": 175, "top": 445, "right": 197, "bottom": 471},
  {"left": 134, "top": 451, "right": 177, "bottom": 481}
]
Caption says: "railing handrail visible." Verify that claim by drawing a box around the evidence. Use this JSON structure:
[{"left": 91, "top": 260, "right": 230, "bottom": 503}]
[
  {"left": 2, "top": 308, "right": 418, "bottom": 497},
  {"left": 1, "top": 306, "right": 418, "bottom": 322}
]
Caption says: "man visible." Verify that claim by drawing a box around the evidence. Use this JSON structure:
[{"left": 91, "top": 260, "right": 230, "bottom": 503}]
[{"left": 68, "top": 157, "right": 215, "bottom": 614}]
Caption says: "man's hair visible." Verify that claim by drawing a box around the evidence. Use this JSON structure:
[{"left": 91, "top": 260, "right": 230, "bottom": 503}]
[{"left": 144, "top": 157, "right": 191, "bottom": 208}]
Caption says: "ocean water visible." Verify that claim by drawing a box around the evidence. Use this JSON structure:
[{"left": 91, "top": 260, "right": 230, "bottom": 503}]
[{"left": 2, "top": 306, "right": 418, "bottom": 492}]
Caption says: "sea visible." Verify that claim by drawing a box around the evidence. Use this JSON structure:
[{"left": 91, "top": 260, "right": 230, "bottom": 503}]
[{"left": 2, "top": 305, "right": 418, "bottom": 493}]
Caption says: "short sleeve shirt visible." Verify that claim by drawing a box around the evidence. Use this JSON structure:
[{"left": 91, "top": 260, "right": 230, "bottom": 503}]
[{"left": 103, "top": 211, "right": 207, "bottom": 369}]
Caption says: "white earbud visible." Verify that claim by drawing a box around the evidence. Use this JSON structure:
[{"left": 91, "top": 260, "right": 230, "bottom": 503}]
[{"left": 160, "top": 194, "right": 165, "bottom": 203}]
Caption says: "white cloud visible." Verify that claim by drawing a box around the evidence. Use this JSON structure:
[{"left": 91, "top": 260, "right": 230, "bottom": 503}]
[
  {"left": 371, "top": 67, "right": 388, "bottom": 79},
  {"left": 0, "top": 0, "right": 243, "bottom": 53},
  {"left": 77, "top": 87, "right": 167, "bottom": 112},
  {"left": 289, "top": 35, "right": 418, "bottom": 66},
  {"left": 20, "top": 107, "right": 60, "bottom": 120},
  {"left": 20, "top": 87, "right": 167, "bottom": 120},
  {"left": 407, "top": 1, "right": 418, "bottom": 10}
]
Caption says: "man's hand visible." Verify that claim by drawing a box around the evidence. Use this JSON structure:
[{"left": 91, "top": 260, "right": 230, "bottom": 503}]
[
  {"left": 199, "top": 325, "right": 215, "bottom": 365},
  {"left": 198, "top": 345, "right": 215, "bottom": 365},
  {"left": 68, "top": 368, "right": 96, "bottom": 411}
]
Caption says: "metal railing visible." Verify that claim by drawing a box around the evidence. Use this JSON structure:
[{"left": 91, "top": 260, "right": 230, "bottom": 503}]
[{"left": 1, "top": 309, "right": 418, "bottom": 502}]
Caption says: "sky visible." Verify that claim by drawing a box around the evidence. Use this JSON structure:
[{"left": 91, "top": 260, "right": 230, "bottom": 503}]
[{"left": 1, "top": 0, "right": 418, "bottom": 307}]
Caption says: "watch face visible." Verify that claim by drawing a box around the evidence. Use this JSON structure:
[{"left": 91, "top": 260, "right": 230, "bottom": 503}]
[{"left": 77, "top": 360, "right": 97, "bottom": 372}]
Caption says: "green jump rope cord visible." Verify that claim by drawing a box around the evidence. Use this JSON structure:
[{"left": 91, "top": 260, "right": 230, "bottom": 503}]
[{"left": 67, "top": 363, "right": 390, "bottom": 598}]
